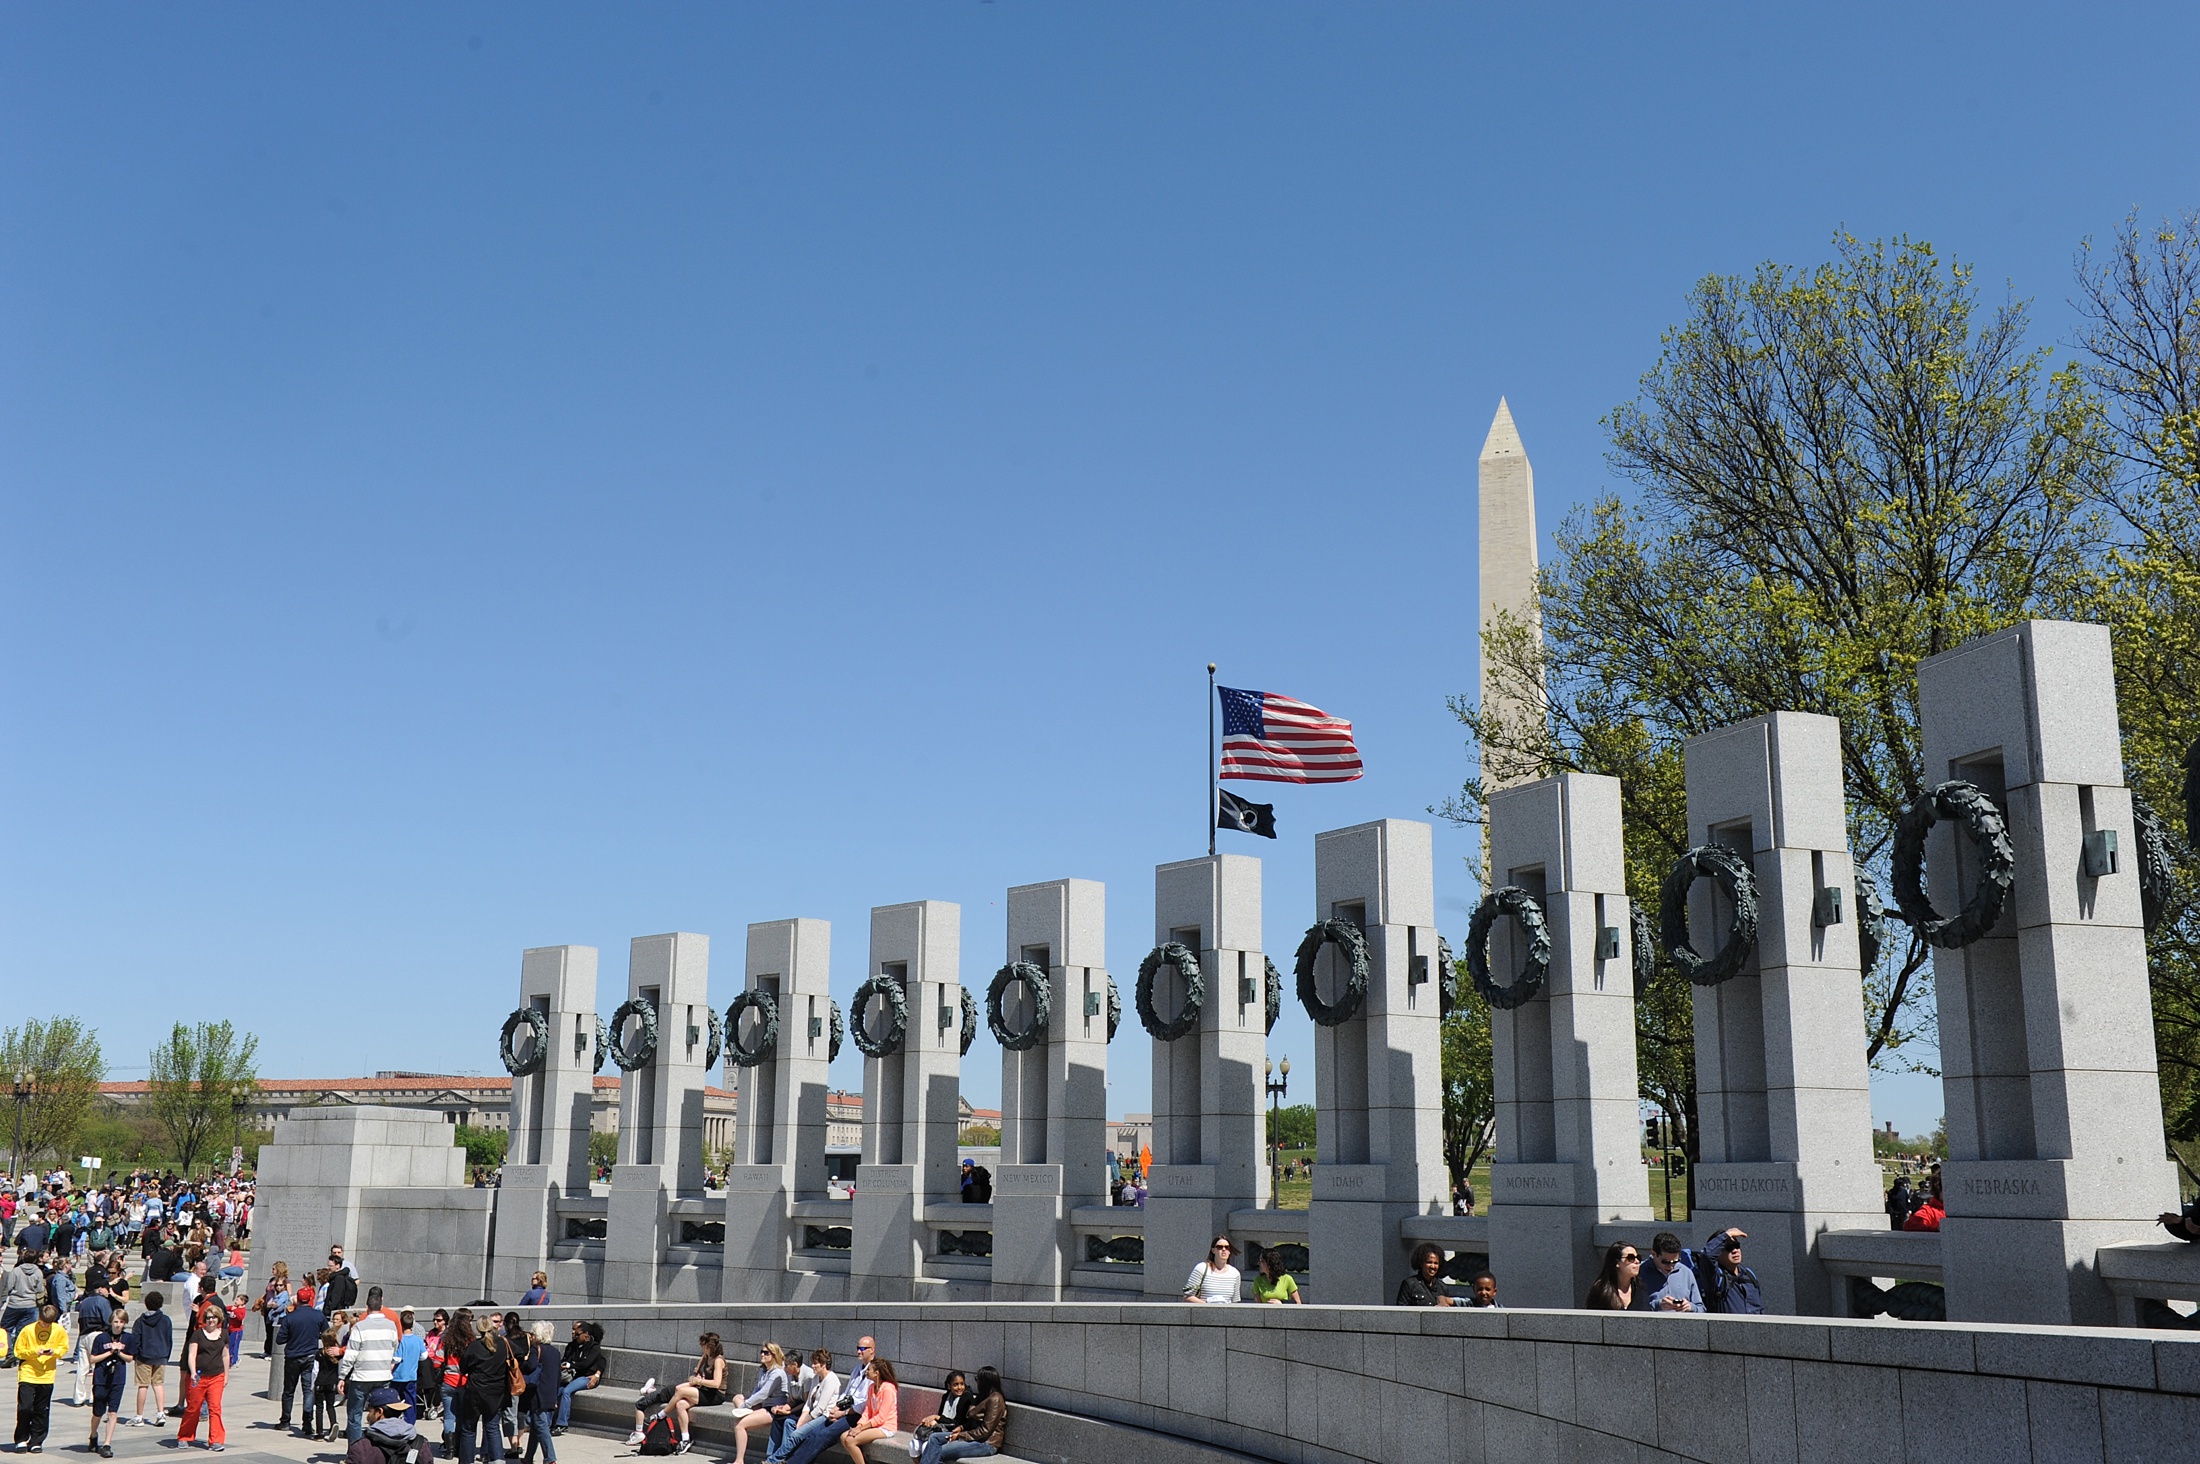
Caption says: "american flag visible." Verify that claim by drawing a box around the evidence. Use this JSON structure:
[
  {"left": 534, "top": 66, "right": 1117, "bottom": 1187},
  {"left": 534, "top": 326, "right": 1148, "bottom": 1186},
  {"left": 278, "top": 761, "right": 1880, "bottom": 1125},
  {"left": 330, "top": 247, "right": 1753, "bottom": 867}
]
[{"left": 1217, "top": 686, "right": 1363, "bottom": 784}]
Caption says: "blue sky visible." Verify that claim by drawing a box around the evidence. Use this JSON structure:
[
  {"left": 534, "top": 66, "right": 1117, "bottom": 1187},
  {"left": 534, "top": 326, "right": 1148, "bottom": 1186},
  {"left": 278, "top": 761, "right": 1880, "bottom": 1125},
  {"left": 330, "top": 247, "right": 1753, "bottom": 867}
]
[{"left": 4, "top": 4, "right": 2195, "bottom": 1140}]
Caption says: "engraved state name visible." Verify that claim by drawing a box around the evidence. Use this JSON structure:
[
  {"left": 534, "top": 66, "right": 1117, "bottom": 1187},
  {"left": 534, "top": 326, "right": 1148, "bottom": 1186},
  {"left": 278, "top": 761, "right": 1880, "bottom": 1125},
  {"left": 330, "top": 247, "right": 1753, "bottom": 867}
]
[
  {"left": 1959, "top": 1177, "right": 2043, "bottom": 1197},
  {"left": 1494, "top": 1176, "right": 1564, "bottom": 1191},
  {"left": 1694, "top": 1177, "right": 1794, "bottom": 1194}
]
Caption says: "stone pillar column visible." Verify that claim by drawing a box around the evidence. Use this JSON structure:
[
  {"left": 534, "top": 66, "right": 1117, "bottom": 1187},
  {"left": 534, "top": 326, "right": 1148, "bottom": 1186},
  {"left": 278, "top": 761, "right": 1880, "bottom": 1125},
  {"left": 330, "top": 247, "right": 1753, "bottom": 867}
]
[
  {"left": 491, "top": 944, "right": 601, "bottom": 1301},
  {"left": 1142, "top": 854, "right": 1268, "bottom": 1299},
  {"left": 991, "top": 878, "right": 1110, "bottom": 1301},
  {"left": 1307, "top": 819, "right": 1448, "bottom": 1304},
  {"left": 1484, "top": 774, "right": 1652, "bottom": 1309},
  {"left": 850, "top": 900, "right": 963, "bottom": 1302},
  {"left": 721, "top": 918, "right": 835, "bottom": 1303},
  {"left": 1919, "top": 620, "right": 2178, "bottom": 1325},
  {"left": 603, "top": 932, "right": 712, "bottom": 1303},
  {"left": 1682, "top": 712, "right": 1883, "bottom": 1316}
]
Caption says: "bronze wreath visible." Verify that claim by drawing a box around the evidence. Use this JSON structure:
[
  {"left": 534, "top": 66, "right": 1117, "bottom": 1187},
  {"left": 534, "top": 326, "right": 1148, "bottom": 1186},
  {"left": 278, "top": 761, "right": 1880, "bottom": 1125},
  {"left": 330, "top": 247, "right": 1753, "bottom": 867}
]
[
  {"left": 987, "top": 962, "right": 1052, "bottom": 1051},
  {"left": 1437, "top": 935, "right": 1459, "bottom": 1018},
  {"left": 1464, "top": 887, "right": 1551, "bottom": 1010},
  {"left": 723, "top": 989, "right": 779, "bottom": 1068},
  {"left": 1264, "top": 957, "right": 1283, "bottom": 1034},
  {"left": 1136, "top": 943, "right": 1205, "bottom": 1042},
  {"left": 1295, "top": 919, "right": 1369, "bottom": 1027},
  {"left": 1660, "top": 844, "right": 1760, "bottom": 986},
  {"left": 1891, "top": 780, "right": 2015, "bottom": 948},
  {"left": 850, "top": 975, "right": 910, "bottom": 1059},
  {"left": 827, "top": 997, "right": 844, "bottom": 1062},
  {"left": 592, "top": 1015, "right": 610, "bottom": 1074},
  {"left": 703, "top": 1006, "right": 724, "bottom": 1070},
  {"left": 606, "top": 997, "right": 659, "bottom": 1071},
  {"left": 1106, "top": 973, "right": 1122, "bottom": 1042},
  {"left": 958, "top": 987, "right": 977, "bottom": 1056},
  {"left": 498, "top": 1008, "right": 549, "bottom": 1077}
]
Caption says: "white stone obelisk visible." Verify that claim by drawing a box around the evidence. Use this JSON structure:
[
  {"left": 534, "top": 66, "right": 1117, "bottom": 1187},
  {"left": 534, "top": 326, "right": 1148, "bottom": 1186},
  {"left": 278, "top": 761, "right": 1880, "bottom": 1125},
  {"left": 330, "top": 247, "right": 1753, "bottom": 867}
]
[{"left": 1477, "top": 398, "right": 1546, "bottom": 790}]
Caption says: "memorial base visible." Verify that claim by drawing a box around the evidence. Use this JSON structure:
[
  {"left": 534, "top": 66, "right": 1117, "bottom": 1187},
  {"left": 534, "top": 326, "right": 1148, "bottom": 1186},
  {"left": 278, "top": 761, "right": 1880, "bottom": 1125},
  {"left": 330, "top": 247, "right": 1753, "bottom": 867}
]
[
  {"left": 850, "top": 1165, "right": 924, "bottom": 1303},
  {"left": 1310, "top": 1166, "right": 1429, "bottom": 1305},
  {"left": 1143, "top": 1165, "right": 1251, "bottom": 1301},
  {"left": 604, "top": 1164, "right": 675, "bottom": 1304},
  {"left": 488, "top": 1163, "right": 556, "bottom": 1303},
  {"left": 990, "top": 1164, "right": 1070, "bottom": 1300},
  {"left": 1690, "top": 1160, "right": 1886, "bottom": 1316},
  {"left": 1939, "top": 1156, "right": 2179, "bottom": 1325},
  {"left": 721, "top": 1165, "right": 792, "bottom": 1304}
]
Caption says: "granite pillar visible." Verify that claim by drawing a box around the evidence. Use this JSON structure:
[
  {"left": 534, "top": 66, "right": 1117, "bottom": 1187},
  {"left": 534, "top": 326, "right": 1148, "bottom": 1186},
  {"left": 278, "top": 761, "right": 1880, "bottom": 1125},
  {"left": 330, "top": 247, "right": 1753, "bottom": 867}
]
[
  {"left": 991, "top": 878, "right": 1110, "bottom": 1300},
  {"left": 1308, "top": 819, "right": 1449, "bottom": 1304},
  {"left": 850, "top": 900, "right": 964, "bottom": 1302},
  {"left": 490, "top": 944, "right": 601, "bottom": 1302},
  {"left": 1683, "top": 712, "right": 1884, "bottom": 1316},
  {"left": 1485, "top": 774, "right": 1652, "bottom": 1309},
  {"left": 721, "top": 918, "right": 835, "bottom": 1303},
  {"left": 1143, "top": 854, "right": 1270, "bottom": 1300},
  {"left": 1920, "top": 620, "right": 2179, "bottom": 1325},
  {"left": 604, "top": 932, "right": 712, "bottom": 1303}
]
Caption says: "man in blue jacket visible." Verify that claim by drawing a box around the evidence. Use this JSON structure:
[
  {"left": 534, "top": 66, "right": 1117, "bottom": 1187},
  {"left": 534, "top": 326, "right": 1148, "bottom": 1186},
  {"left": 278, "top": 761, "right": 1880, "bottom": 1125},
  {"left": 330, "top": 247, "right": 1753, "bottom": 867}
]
[
  {"left": 1695, "top": 1228, "right": 1766, "bottom": 1314},
  {"left": 276, "top": 1286, "right": 326, "bottom": 1433},
  {"left": 126, "top": 1291, "right": 174, "bottom": 1427}
]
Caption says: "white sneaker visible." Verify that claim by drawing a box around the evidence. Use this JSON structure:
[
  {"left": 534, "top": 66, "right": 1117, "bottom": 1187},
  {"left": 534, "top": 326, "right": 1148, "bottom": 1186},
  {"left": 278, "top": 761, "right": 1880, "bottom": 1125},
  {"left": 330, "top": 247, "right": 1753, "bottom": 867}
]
[
  {"left": 639, "top": 1378, "right": 656, "bottom": 1396},
  {"left": 625, "top": 1430, "right": 645, "bottom": 1447}
]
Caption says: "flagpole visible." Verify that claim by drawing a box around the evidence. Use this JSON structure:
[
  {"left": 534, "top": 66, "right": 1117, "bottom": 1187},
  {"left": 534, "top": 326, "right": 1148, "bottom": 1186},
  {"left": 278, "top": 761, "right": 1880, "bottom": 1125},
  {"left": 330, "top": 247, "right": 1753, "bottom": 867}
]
[{"left": 1207, "top": 662, "right": 1218, "bottom": 859}]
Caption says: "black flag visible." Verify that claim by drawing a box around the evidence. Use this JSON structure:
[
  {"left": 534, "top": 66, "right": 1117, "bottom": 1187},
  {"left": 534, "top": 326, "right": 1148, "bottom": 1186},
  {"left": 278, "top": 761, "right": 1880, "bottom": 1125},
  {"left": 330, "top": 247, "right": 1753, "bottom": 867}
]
[{"left": 1216, "top": 788, "right": 1277, "bottom": 839}]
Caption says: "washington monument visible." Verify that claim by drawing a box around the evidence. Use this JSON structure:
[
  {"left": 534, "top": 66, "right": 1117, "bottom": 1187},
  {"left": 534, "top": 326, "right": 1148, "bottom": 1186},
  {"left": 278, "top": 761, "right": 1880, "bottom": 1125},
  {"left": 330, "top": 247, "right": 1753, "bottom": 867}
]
[{"left": 1476, "top": 397, "right": 1544, "bottom": 789}]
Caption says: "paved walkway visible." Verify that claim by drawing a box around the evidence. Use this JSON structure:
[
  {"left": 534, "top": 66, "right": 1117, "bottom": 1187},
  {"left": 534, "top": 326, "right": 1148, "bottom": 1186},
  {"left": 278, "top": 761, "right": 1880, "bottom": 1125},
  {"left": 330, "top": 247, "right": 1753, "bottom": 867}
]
[{"left": 0, "top": 1358, "right": 632, "bottom": 1464}]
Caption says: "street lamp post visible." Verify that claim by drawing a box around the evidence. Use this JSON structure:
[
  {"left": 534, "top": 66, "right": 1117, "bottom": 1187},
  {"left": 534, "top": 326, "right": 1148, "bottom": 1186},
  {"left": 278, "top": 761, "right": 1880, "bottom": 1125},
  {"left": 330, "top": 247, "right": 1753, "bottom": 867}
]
[
  {"left": 10, "top": 1070, "right": 32, "bottom": 1180},
  {"left": 231, "top": 1094, "right": 248, "bottom": 1175},
  {"left": 1264, "top": 1056, "right": 1291, "bottom": 1206}
]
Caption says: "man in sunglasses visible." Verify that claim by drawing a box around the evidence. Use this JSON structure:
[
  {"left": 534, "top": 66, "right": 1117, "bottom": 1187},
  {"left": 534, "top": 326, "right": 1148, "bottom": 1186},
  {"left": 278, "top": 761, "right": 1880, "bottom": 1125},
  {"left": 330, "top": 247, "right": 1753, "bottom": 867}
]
[
  {"left": 770, "top": 1337, "right": 875, "bottom": 1464},
  {"left": 1636, "top": 1233, "right": 1702, "bottom": 1312}
]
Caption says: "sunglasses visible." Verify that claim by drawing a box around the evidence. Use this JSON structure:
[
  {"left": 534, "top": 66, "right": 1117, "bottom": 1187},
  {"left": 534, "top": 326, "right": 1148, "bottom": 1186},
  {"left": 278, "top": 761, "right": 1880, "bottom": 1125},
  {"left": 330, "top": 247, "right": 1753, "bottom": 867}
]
[{"left": 1620, "top": 1253, "right": 1641, "bottom": 1263}]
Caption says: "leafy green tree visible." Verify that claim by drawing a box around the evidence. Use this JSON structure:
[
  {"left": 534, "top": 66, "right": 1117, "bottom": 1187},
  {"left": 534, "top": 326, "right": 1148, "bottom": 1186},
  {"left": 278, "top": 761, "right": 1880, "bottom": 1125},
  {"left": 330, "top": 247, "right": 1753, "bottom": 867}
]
[
  {"left": 146, "top": 1020, "right": 260, "bottom": 1176},
  {"left": 1264, "top": 1103, "right": 1316, "bottom": 1151},
  {"left": 456, "top": 1125, "right": 509, "bottom": 1171},
  {"left": 0, "top": 1018, "right": 104, "bottom": 1168},
  {"left": 1449, "top": 234, "right": 2116, "bottom": 1152},
  {"left": 1439, "top": 978, "right": 1496, "bottom": 1198},
  {"left": 587, "top": 1129, "right": 618, "bottom": 1171}
]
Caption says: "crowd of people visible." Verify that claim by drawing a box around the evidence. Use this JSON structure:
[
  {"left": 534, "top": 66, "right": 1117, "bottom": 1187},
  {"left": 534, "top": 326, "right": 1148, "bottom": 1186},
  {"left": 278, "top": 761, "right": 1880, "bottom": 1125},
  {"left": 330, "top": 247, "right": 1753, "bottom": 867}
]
[{"left": 0, "top": 1167, "right": 261, "bottom": 1455}]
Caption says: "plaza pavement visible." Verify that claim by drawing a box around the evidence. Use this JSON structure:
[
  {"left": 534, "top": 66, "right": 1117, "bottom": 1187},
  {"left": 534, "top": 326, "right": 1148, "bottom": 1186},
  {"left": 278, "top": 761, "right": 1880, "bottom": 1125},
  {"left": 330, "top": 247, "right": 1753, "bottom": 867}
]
[{"left": 0, "top": 1359, "right": 635, "bottom": 1464}]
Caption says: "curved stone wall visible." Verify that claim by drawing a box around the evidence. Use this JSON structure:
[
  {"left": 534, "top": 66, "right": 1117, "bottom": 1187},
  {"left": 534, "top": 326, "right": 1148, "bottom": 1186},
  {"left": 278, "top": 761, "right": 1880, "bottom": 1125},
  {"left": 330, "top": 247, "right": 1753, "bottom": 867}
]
[{"left": 519, "top": 1299, "right": 2200, "bottom": 1464}]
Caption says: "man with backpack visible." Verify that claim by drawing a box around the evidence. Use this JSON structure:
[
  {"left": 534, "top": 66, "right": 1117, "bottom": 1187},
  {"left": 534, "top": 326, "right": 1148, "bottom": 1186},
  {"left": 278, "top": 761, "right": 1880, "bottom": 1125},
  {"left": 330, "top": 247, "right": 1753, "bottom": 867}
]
[
  {"left": 2, "top": 1250, "right": 46, "bottom": 1366},
  {"left": 275, "top": 1285, "right": 326, "bottom": 1433}
]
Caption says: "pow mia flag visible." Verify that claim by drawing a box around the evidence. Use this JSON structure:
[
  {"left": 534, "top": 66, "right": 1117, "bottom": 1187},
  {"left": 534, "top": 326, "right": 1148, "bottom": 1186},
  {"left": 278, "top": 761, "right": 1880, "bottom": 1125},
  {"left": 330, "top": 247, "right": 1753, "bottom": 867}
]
[{"left": 1215, "top": 788, "right": 1277, "bottom": 839}]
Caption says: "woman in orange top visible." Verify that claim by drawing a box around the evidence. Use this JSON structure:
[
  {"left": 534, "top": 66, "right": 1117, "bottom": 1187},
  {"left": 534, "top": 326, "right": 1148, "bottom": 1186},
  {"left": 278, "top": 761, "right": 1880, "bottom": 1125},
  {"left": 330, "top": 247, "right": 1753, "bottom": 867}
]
[{"left": 838, "top": 1359, "right": 898, "bottom": 1464}]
